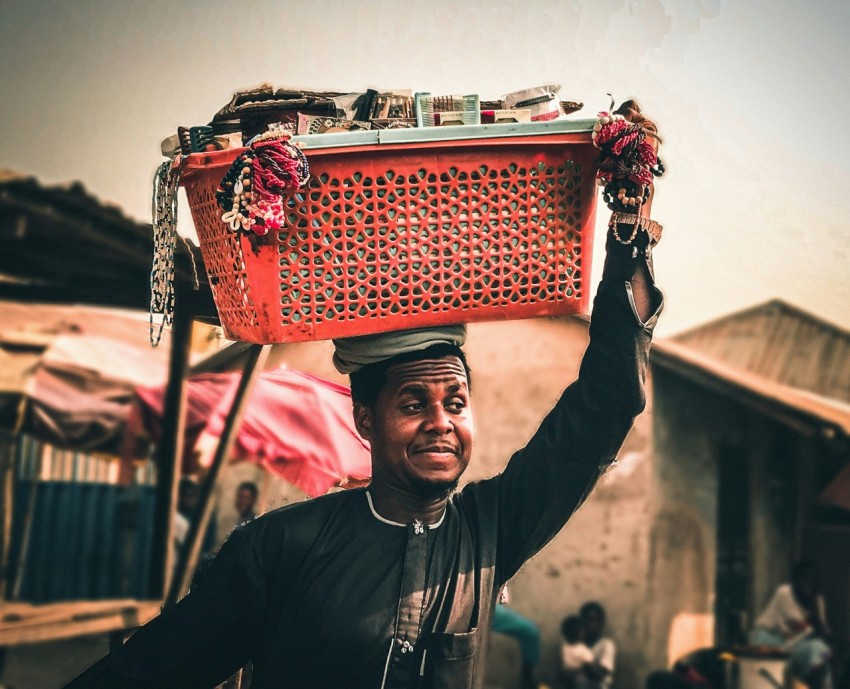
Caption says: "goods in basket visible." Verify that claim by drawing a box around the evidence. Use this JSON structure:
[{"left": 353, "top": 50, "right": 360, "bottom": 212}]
[
  {"left": 296, "top": 114, "right": 372, "bottom": 135},
  {"left": 352, "top": 89, "right": 414, "bottom": 121},
  {"left": 157, "top": 85, "right": 585, "bottom": 159},
  {"left": 480, "top": 109, "right": 532, "bottom": 124},
  {"left": 369, "top": 118, "right": 416, "bottom": 130},
  {"left": 415, "top": 93, "right": 480, "bottom": 127},
  {"left": 214, "top": 130, "right": 309, "bottom": 235},
  {"left": 504, "top": 85, "right": 565, "bottom": 121},
  {"left": 212, "top": 84, "right": 344, "bottom": 142}
]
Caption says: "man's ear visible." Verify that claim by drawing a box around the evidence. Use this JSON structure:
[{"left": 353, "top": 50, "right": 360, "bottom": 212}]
[{"left": 353, "top": 403, "right": 373, "bottom": 441}]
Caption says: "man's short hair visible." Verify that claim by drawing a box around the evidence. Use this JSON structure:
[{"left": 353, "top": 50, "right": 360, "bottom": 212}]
[
  {"left": 580, "top": 601, "right": 606, "bottom": 620},
  {"left": 348, "top": 343, "right": 472, "bottom": 408},
  {"left": 561, "top": 614, "right": 583, "bottom": 641},
  {"left": 237, "top": 481, "right": 259, "bottom": 498},
  {"left": 791, "top": 559, "right": 817, "bottom": 581}
]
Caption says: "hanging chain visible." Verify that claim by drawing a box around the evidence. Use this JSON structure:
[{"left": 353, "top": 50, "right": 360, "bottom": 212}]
[{"left": 150, "top": 161, "right": 181, "bottom": 347}]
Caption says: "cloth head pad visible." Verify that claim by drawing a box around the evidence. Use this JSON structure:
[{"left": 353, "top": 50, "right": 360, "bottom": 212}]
[{"left": 332, "top": 325, "right": 467, "bottom": 374}]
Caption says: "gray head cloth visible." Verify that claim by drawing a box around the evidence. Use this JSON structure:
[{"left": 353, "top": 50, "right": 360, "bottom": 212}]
[{"left": 332, "top": 325, "right": 467, "bottom": 375}]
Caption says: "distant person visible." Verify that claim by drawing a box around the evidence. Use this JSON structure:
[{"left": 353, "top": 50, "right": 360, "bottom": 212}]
[
  {"left": 579, "top": 602, "right": 616, "bottom": 689},
  {"left": 644, "top": 648, "right": 727, "bottom": 689},
  {"left": 492, "top": 586, "right": 541, "bottom": 689},
  {"left": 177, "top": 476, "right": 200, "bottom": 520},
  {"left": 178, "top": 475, "right": 218, "bottom": 555},
  {"left": 233, "top": 481, "right": 260, "bottom": 529},
  {"left": 560, "top": 614, "right": 595, "bottom": 687},
  {"left": 750, "top": 560, "right": 832, "bottom": 689}
]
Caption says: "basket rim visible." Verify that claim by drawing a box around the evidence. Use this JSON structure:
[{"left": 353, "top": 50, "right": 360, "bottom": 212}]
[{"left": 178, "top": 119, "right": 596, "bottom": 180}]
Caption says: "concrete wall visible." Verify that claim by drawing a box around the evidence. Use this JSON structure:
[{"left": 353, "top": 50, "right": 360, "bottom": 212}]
[
  {"left": 215, "top": 317, "right": 658, "bottom": 689},
  {"left": 647, "top": 368, "right": 805, "bottom": 669}
]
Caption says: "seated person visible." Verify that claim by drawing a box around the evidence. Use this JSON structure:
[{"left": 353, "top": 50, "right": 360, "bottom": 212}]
[
  {"left": 750, "top": 561, "right": 832, "bottom": 689},
  {"left": 645, "top": 648, "right": 727, "bottom": 689},
  {"left": 579, "top": 602, "right": 617, "bottom": 689},
  {"left": 560, "top": 615, "right": 594, "bottom": 688}
]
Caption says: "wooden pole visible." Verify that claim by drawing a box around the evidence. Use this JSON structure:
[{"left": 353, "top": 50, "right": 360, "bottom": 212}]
[
  {"left": 165, "top": 344, "right": 270, "bottom": 608},
  {"left": 147, "top": 289, "right": 195, "bottom": 601},
  {"left": 10, "top": 449, "right": 42, "bottom": 600},
  {"left": 0, "top": 431, "right": 15, "bottom": 601}
]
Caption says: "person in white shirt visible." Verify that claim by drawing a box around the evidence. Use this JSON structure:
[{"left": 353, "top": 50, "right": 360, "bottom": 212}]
[
  {"left": 559, "top": 614, "right": 595, "bottom": 688},
  {"left": 565, "top": 602, "right": 616, "bottom": 689},
  {"left": 750, "top": 561, "right": 832, "bottom": 689}
]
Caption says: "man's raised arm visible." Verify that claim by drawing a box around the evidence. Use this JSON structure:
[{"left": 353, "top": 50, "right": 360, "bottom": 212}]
[{"left": 491, "top": 103, "right": 664, "bottom": 583}]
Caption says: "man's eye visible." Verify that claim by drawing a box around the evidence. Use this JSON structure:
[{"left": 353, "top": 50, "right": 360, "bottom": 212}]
[
  {"left": 401, "top": 402, "right": 423, "bottom": 412},
  {"left": 446, "top": 400, "right": 466, "bottom": 413}
]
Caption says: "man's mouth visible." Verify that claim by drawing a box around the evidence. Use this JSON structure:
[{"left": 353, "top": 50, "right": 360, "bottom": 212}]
[{"left": 413, "top": 445, "right": 457, "bottom": 455}]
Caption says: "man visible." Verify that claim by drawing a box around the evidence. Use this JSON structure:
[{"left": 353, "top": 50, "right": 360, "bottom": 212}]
[
  {"left": 750, "top": 561, "right": 833, "bottom": 689},
  {"left": 578, "top": 602, "right": 616, "bottom": 689},
  {"left": 177, "top": 476, "right": 200, "bottom": 521},
  {"left": 178, "top": 475, "right": 218, "bottom": 558},
  {"left": 233, "top": 481, "right": 260, "bottom": 529},
  {"left": 67, "top": 114, "right": 662, "bottom": 689}
]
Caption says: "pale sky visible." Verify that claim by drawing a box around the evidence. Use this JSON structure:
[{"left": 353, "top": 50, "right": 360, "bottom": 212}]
[{"left": 1, "top": 0, "right": 848, "bottom": 336}]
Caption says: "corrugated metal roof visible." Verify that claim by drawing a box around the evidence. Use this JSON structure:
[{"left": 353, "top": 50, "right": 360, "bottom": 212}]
[
  {"left": 671, "top": 299, "right": 850, "bottom": 403},
  {"left": 652, "top": 339, "right": 850, "bottom": 438},
  {"left": 0, "top": 171, "right": 215, "bottom": 316}
]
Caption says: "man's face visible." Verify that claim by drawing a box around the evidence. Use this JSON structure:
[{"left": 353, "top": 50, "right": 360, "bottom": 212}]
[
  {"left": 793, "top": 568, "right": 817, "bottom": 598},
  {"left": 582, "top": 610, "right": 604, "bottom": 642},
  {"left": 235, "top": 488, "right": 255, "bottom": 514},
  {"left": 355, "top": 356, "right": 474, "bottom": 498},
  {"left": 179, "top": 484, "right": 199, "bottom": 514}
]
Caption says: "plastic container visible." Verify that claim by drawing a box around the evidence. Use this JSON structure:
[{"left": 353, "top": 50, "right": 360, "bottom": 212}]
[
  {"left": 180, "top": 121, "right": 599, "bottom": 344},
  {"left": 738, "top": 656, "right": 789, "bottom": 689}
]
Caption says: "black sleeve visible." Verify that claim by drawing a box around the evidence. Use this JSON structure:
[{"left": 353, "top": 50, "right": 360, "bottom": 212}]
[
  {"left": 64, "top": 526, "right": 268, "bottom": 689},
  {"left": 493, "top": 235, "right": 663, "bottom": 583}
]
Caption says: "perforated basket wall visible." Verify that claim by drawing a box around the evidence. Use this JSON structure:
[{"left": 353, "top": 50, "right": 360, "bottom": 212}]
[{"left": 180, "top": 134, "right": 598, "bottom": 344}]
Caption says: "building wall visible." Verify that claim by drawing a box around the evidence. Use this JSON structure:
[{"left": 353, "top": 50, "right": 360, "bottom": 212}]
[
  {"left": 646, "top": 368, "right": 720, "bottom": 669},
  {"left": 648, "top": 368, "right": 803, "bottom": 669},
  {"left": 216, "top": 317, "right": 659, "bottom": 689}
]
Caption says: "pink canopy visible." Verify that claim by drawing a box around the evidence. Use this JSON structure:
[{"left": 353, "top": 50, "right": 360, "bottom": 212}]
[{"left": 135, "top": 367, "right": 372, "bottom": 498}]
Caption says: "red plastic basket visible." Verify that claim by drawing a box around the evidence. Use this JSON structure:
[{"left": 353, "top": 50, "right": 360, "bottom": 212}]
[{"left": 180, "top": 131, "right": 598, "bottom": 344}]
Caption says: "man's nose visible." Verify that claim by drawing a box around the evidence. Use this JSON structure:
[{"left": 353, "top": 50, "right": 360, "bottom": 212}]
[{"left": 423, "top": 404, "right": 452, "bottom": 433}]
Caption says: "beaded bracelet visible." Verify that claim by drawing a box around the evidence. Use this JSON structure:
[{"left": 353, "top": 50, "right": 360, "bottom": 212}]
[{"left": 609, "top": 211, "right": 663, "bottom": 247}]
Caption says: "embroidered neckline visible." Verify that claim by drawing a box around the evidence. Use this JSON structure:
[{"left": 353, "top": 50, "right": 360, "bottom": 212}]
[{"left": 365, "top": 490, "right": 446, "bottom": 529}]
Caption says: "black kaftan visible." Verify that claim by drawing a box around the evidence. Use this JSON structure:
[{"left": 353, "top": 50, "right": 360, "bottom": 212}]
[{"left": 66, "top": 238, "right": 662, "bottom": 689}]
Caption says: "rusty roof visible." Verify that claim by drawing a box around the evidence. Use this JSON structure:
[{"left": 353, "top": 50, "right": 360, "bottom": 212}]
[
  {"left": 652, "top": 338, "right": 850, "bottom": 439},
  {"left": 0, "top": 169, "right": 215, "bottom": 317},
  {"left": 652, "top": 300, "right": 850, "bottom": 440},
  {"left": 670, "top": 299, "right": 850, "bottom": 404}
]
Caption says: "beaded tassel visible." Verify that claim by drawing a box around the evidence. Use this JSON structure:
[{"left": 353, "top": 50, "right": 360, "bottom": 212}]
[
  {"left": 216, "top": 132, "right": 309, "bottom": 235},
  {"left": 593, "top": 111, "right": 665, "bottom": 213}
]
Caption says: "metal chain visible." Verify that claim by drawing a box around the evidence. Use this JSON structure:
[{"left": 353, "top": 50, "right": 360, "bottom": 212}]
[{"left": 150, "top": 161, "right": 180, "bottom": 347}]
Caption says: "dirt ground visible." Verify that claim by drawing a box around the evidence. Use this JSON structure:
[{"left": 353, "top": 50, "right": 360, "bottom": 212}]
[
  {"left": 1, "top": 634, "right": 109, "bottom": 689},
  {"left": 0, "top": 634, "right": 524, "bottom": 688}
]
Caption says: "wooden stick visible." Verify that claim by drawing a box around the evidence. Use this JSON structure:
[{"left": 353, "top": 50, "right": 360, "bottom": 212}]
[
  {"left": 165, "top": 344, "right": 270, "bottom": 607},
  {"left": 10, "top": 447, "right": 41, "bottom": 599},
  {"left": 147, "top": 287, "right": 195, "bottom": 600},
  {"left": 0, "top": 432, "right": 16, "bottom": 601},
  {"left": 0, "top": 601, "right": 161, "bottom": 646}
]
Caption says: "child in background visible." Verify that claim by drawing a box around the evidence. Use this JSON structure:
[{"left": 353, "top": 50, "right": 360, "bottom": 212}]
[{"left": 560, "top": 614, "right": 595, "bottom": 683}]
